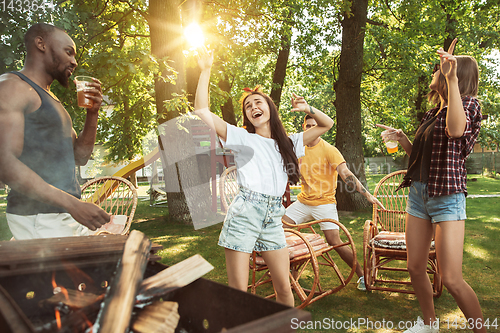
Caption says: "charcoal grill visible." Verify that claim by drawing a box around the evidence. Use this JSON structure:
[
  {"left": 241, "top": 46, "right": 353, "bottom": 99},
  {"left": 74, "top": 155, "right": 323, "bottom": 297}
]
[{"left": 0, "top": 235, "right": 310, "bottom": 332}]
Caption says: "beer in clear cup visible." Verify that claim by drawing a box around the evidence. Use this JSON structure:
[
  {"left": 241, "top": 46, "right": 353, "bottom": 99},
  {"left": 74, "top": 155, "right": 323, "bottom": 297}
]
[
  {"left": 385, "top": 140, "right": 398, "bottom": 153},
  {"left": 75, "top": 76, "right": 94, "bottom": 108},
  {"left": 381, "top": 130, "right": 398, "bottom": 154}
]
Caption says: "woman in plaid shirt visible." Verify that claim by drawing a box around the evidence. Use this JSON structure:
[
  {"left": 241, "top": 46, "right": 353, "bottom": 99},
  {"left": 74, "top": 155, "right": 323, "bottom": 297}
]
[{"left": 378, "top": 39, "right": 485, "bottom": 333}]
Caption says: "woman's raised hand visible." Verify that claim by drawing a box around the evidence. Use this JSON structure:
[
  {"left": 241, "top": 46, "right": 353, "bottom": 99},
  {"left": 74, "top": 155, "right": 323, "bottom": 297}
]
[
  {"left": 197, "top": 47, "right": 214, "bottom": 71},
  {"left": 376, "top": 124, "right": 404, "bottom": 141},
  {"left": 437, "top": 38, "right": 458, "bottom": 80},
  {"left": 290, "top": 93, "right": 309, "bottom": 113}
]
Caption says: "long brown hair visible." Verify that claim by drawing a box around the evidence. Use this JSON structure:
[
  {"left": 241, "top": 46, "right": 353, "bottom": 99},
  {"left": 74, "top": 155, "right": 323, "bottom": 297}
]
[
  {"left": 427, "top": 55, "right": 479, "bottom": 106},
  {"left": 242, "top": 90, "right": 301, "bottom": 185}
]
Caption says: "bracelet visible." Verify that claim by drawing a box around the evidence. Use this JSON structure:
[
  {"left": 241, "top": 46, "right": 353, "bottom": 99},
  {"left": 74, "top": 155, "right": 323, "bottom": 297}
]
[{"left": 309, "top": 105, "right": 315, "bottom": 114}]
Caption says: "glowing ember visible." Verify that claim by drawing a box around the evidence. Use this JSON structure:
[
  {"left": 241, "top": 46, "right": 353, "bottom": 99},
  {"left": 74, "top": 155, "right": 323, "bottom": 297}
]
[{"left": 51, "top": 271, "right": 70, "bottom": 329}]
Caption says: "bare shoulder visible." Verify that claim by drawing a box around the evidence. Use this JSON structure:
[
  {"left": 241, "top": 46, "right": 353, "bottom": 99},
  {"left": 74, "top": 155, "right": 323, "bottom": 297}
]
[{"left": 0, "top": 73, "right": 40, "bottom": 114}]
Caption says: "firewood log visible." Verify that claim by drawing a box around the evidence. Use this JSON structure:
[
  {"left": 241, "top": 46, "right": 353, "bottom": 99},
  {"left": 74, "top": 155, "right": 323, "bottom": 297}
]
[
  {"left": 137, "top": 254, "right": 213, "bottom": 302},
  {"left": 131, "top": 301, "right": 179, "bottom": 333},
  {"left": 94, "top": 230, "right": 151, "bottom": 333}
]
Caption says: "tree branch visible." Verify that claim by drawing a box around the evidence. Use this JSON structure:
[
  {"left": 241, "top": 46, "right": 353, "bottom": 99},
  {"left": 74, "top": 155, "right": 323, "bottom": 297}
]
[
  {"left": 77, "top": 10, "right": 134, "bottom": 64},
  {"left": 118, "top": 0, "right": 149, "bottom": 20},
  {"left": 383, "top": 0, "right": 403, "bottom": 26}
]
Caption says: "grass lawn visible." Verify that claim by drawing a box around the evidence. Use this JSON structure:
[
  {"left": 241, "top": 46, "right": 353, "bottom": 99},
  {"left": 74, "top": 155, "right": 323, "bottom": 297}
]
[
  {"left": 131, "top": 174, "right": 500, "bottom": 332},
  {"left": 1, "top": 174, "right": 499, "bottom": 332}
]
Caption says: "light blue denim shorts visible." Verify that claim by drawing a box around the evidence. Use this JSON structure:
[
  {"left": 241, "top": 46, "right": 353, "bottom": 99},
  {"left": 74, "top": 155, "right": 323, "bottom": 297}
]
[
  {"left": 218, "top": 186, "right": 286, "bottom": 254},
  {"left": 406, "top": 181, "right": 466, "bottom": 223}
]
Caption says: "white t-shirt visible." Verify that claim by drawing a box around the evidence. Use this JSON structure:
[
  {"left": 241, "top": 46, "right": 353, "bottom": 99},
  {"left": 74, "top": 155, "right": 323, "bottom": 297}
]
[{"left": 222, "top": 124, "right": 305, "bottom": 197}]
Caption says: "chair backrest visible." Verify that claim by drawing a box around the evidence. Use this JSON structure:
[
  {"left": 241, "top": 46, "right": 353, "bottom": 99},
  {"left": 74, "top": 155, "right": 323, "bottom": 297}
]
[
  {"left": 80, "top": 176, "right": 138, "bottom": 235},
  {"left": 219, "top": 166, "right": 238, "bottom": 212},
  {"left": 372, "top": 170, "right": 408, "bottom": 233}
]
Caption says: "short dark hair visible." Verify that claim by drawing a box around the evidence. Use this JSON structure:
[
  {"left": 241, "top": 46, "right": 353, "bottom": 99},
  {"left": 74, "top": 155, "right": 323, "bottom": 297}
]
[
  {"left": 303, "top": 114, "right": 314, "bottom": 127},
  {"left": 24, "top": 23, "right": 66, "bottom": 52}
]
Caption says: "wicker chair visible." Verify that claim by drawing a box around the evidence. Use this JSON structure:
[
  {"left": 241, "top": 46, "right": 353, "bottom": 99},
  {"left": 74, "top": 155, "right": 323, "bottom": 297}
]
[
  {"left": 219, "top": 166, "right": 238, "bottom": 212},
  {"left": 363, "top": 170, "right": 442, "bottom": 297},
  {"left": 80, "top": 176, "right": 138, "bottom": 235},
  {"left": 219, "top": 166, "right": 357, "bottom": 308}
]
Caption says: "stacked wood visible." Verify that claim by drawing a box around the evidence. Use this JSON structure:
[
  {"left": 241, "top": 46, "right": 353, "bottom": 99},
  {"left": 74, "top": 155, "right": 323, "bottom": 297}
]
[
  {"left": 131, "top": 301, "right": 179, "bottom": 333},
  {"left": 94, "top": 230, "right": 151, "bottom": 333},
  {"left": 137, "top": 254, "right": 214, "bottom": 302}
]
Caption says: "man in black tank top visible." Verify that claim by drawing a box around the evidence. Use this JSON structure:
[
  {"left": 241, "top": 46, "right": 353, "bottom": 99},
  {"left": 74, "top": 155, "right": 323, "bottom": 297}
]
[{"left": 0, "top": 23, "right": 110, "bottom": 239}]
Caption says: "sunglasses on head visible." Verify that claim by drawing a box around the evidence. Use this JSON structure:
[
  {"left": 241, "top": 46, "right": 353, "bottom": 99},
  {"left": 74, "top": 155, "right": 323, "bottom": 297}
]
[{"left": 432, "top": 63, "right": 440, "bottom": 74}]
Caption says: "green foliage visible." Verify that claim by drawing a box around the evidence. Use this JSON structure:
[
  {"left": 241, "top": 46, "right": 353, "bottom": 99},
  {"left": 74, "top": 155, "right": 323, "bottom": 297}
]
[
  {"left": 160, "top": 93, "right": 193, "bottom": 123},
  {"left": 1, "top": 0, "right": 158, "bottom": 164},
  {"left": 361, "top": 0, "right": 500, "bottom": 156},
  {"left": 2, "top": 0, "right": 499, "bottom": 164}
]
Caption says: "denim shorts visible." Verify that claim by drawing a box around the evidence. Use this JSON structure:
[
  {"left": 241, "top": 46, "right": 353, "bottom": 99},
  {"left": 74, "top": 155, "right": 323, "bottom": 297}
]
[
  {"left": 218, "top": 186, "right": 286, "bottom": 254},
  {"left": 406, "top": 181, "right": 466, "bottom": 223}
]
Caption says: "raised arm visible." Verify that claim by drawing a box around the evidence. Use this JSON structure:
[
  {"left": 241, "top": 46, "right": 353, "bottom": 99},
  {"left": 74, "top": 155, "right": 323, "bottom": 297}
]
[
  {"left": 73, "top": 77, "right": 103, "bottom": 165},
  {"left": 0, "top": 75, "right": 109, "bottom": 230},
  {"left": 437, "top": 38, "right": 466, "bottom": 138},
  {"left": 194, "top": 49, "right": 228, "bottom": 141},
  {"left": 290, "top": 93, "right": 334, "bottom": 146},
  {"left": 337, "top": 162, "right": 385, "bottom": 209}
]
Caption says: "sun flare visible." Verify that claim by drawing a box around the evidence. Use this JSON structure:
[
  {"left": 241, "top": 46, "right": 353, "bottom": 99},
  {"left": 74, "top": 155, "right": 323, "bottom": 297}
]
[{"left": 184, "top": 23, "right": 204, "bottom": 48}]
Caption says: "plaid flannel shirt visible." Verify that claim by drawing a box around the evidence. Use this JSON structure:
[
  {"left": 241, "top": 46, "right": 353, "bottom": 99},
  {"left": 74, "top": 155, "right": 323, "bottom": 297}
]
[{"left": 400, "top": 96, "right": 482, "bottom": 197}]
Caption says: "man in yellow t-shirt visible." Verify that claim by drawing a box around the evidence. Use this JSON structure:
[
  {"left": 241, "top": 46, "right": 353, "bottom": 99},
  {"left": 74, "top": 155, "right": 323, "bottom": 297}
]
[{"left": 284, "top": 115, "right": 384, "bottom": 291}]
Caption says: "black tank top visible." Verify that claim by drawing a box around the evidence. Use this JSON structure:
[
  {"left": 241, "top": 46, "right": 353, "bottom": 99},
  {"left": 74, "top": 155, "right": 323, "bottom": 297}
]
[
  {"left": 404, "top": 115, "right": 438, "bottom": 184},
  {"left": 7, "top": 72, "right": 81, "bottom": 215}
]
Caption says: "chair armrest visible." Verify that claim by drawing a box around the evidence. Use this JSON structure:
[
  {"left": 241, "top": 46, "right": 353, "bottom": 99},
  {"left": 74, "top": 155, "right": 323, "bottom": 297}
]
[{"left": 363, "top": 220, "right": 379, "bottom": 248}]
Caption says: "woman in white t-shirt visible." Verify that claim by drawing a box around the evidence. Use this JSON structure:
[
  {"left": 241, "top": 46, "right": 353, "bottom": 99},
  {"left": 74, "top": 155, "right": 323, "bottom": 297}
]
[{"left": 194, "top": 50, "right": 333, "bottom": 306}]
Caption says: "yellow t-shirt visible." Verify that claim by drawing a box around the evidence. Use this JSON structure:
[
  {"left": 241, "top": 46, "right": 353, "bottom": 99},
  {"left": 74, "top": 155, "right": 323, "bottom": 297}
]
[{"left": 297, "top": 139, "right": 345, "bottom": 206}]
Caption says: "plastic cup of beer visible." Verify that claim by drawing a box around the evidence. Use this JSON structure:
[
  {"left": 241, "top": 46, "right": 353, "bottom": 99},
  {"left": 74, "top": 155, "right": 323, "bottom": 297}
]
[
  {"left": 75, "top": 76, "right": 94, "bottom": 108},
  {"left": 385, "top": 140, "right": 398, "bottom": 153},
  {"left": 382, "top": 130, "right": 398, "bottom": 154}
]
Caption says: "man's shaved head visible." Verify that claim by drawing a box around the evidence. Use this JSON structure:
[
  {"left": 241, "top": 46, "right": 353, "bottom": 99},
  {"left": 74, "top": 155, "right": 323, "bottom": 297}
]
[{"left": 24, "top": 23, "right": 66, "bottom": 53}]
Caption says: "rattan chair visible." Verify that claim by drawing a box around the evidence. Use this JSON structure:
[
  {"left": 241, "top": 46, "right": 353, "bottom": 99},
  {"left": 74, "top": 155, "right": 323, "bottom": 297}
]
[
  {"left": 251, "top": 218, "right": 356, "bottom": 309},
  {"left": 219, "top": 166, "right": 357, "bottom": 308},
  {"left": 80, "top": 176, "right": 138, "bottom": 235},
  {"left": 219, "top": 166, "right": 238, "bottom": 212},
  {"left": 363, "top": 170, "right": 442, "bottom": 297}
]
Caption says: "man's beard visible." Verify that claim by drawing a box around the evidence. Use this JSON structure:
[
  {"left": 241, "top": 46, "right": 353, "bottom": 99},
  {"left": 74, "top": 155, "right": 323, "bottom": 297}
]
[{"left": 48, "top": 47, "right": 70, "bottom": 88}]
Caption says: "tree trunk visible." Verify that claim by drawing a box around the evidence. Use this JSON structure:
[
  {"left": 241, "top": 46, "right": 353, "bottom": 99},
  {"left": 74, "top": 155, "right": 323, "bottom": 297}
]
[
  {"left": 414, "top": 75, "right": 427, "bottom": 122},
  {"left": 334, "top": 0, "right": 369, "bottom": 211},
  {"left": 218, "top": 78, "right": 237, "bottom": 125},
  {"left": 148, "top": 0, "right": 191, "bottom": 223},
  {"left": 269, "top": 25, "right": 292, "bottom": 109}
]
